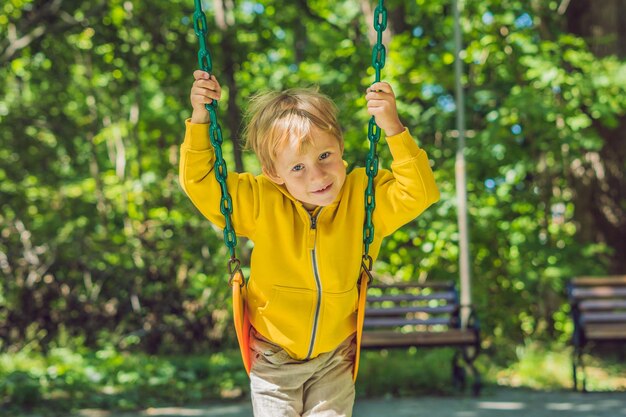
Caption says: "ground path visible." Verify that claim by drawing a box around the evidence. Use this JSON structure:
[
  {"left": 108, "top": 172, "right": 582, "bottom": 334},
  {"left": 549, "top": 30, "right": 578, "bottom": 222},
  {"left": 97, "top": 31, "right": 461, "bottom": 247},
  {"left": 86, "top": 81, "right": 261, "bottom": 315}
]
[{"left": 75, "top": 387, "right": 626, "bottom": 417}]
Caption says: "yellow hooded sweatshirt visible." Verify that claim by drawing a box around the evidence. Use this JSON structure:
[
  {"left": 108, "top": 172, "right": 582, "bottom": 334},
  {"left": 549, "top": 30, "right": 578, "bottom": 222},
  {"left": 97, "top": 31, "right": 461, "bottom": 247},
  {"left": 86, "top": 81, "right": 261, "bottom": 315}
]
[{"left": 180, "top": 120, "right": 440, "bottom": 360}]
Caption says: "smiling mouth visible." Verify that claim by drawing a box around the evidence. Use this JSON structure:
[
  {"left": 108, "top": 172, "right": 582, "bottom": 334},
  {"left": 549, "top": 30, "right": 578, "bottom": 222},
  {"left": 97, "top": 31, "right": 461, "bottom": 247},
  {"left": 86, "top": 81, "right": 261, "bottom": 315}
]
[{"left": 313, "top": 183, "right": 332, "bottom": 193}]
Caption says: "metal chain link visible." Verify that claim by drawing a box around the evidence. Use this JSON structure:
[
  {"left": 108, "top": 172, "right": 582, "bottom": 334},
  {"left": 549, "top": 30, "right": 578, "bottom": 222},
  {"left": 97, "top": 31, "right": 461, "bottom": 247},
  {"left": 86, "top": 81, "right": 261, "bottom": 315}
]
[
  {"left": 192, "top": 0, "right": 238, "bottom": 263},
  {"left": 363, "top": 0, "right": 387, "bottom": 264}
]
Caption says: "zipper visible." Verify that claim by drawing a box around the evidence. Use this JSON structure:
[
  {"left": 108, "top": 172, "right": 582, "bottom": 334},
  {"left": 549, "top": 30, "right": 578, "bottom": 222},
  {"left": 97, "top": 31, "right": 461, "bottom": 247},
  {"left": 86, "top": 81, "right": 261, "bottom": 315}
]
[{"left": 306, "top": 208, "right": 323, "bottom": 359}]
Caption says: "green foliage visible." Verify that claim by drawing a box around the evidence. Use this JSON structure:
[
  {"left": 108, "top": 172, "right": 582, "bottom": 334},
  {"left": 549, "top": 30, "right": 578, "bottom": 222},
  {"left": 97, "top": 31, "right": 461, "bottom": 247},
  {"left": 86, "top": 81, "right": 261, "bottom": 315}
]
[
  {"left": 0, "top": 346, "right": 247, "bottom": 414},
  {"left": 357, "top": 348, "right": 459, "bottom": 396},
  {"left": 491, "top": 343, "right": 573, "bottom": 390},
  {"left": 1, "top": 0, "right": 235, "bottom": 353}
]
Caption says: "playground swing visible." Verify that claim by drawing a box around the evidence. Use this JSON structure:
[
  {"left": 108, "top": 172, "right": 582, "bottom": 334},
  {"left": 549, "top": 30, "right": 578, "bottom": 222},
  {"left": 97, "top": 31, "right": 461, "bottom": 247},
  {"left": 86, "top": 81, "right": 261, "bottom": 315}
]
[
  {"left": 191, "top": 0, "right": 388, "bottom": 380},
  {"left": 190, "top": 0, "right": 477, "bottom": 385}
]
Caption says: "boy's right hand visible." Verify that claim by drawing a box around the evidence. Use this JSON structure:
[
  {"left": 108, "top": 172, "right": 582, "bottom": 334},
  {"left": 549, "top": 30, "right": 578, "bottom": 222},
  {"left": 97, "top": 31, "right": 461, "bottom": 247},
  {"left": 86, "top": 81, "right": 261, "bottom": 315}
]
[{"left": 190, "top": 70, "right": 222, "bottom": 124}]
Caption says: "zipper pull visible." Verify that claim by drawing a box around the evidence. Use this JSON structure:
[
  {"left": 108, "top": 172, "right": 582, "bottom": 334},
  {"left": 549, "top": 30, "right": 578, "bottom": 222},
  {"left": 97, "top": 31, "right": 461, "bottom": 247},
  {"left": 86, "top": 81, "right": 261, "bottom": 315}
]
[{"left": 309, "top": 208, "right": 322, "bottom": 230}]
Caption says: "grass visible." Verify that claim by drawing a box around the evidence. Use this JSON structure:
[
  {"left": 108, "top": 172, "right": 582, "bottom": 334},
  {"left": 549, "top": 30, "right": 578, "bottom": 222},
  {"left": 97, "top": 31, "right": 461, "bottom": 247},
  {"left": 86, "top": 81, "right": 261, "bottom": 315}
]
[
  {"left": 357, "top": 348, "right": 463, "bottom": 397},
  {"left": 0, "top": 346, "right": 248, "bottom": 416},
  {"left": 490, "top": 342, "right": 626, "bottom": 392},
  {"left": 358, "top": 342, "right": 626, "bottom": 395},
  {"left": 2, "top": 342, "right": 625, "bottom": 416}
]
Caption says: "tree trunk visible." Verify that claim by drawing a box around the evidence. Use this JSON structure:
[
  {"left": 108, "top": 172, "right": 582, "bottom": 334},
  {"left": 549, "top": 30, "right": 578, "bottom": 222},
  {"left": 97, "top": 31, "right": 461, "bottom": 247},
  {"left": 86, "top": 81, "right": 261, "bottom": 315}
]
[
  {"left": 566, "top": 0, "right": 626, "bottom": 273},
  {"left": 565, "top": 0, "right": 626, "bottom": 58},
  {"left": 214, "top": 0, "right": 244, "bottom": 173}
]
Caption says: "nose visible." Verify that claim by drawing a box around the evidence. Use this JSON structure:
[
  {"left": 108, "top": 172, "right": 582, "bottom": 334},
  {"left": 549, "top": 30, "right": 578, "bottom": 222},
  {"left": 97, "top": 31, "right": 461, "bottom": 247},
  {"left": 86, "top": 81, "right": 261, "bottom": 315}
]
[{"left": 309, "top": 163, "right": 326, "bottom": 182}]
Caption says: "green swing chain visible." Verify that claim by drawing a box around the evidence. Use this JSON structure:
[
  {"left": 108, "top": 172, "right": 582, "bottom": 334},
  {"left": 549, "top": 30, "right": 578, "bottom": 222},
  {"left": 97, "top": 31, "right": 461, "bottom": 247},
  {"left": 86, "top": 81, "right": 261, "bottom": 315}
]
[
  {"left": 362, "top": 0, "right": 387, "bottom": 275},
  {"left": 192, "top": 0, "right": 241, "bottom": 280}
]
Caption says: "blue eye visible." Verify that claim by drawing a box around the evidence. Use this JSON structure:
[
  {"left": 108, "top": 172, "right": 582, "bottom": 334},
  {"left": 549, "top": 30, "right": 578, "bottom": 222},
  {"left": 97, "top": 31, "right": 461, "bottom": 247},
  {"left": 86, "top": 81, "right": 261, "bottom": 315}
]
[
  {"left": 292, "top": 164, "right": 304, "bottom": 172},
  {"left": 319, "top": 152, "right": 331, "bottom": 160}
]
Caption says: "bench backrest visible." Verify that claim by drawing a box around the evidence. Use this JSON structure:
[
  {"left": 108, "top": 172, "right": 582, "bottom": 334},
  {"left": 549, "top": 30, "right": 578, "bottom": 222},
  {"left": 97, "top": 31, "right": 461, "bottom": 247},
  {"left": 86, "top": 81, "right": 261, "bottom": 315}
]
[
  {"left": 364, "top": 281, "right": 461, "bottom": 332},
  {"left": 568, "top": 275, "right": 626, "bottom": 342}
]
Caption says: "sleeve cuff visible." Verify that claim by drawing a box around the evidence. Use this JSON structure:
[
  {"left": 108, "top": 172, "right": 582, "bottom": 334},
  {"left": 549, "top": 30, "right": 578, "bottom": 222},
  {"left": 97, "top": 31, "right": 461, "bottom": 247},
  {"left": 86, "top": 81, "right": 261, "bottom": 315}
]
[
  {"left": 183, "top": 118, "right": 212, "bottom": 150},
  {"left": 385, "top": 128, "right": 423, "bottom": 162}
]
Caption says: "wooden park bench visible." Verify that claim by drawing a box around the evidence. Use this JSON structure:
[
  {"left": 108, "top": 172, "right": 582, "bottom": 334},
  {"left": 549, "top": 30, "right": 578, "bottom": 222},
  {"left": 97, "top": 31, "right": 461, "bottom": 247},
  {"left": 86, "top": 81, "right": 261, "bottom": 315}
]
[
  {"left": 568, "top": 275, "right": 626, "bottom": 391},
  {"left": 361, "top": 281, "right": 482, "bottom": 395}
]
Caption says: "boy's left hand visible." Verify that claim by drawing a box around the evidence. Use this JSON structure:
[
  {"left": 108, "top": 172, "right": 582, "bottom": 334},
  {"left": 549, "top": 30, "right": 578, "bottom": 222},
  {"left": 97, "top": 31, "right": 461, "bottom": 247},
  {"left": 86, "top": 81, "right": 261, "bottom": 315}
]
[{"left": 365, "top": 82, "right": 405, "bottom": 137}]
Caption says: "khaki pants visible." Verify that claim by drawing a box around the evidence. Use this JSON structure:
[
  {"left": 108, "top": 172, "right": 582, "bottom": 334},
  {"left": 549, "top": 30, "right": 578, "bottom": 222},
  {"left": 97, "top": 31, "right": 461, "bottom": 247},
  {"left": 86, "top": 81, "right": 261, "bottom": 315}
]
[{"left": 249, "top": 328, "right": 356, "bottom": 417}]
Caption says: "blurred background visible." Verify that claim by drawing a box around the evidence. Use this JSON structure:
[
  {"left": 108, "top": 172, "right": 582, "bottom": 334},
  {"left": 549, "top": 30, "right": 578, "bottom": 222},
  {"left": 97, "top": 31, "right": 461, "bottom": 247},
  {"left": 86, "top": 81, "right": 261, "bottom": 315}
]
[{"left": 1, "top": 0, "right": 625, "bottom": 413}]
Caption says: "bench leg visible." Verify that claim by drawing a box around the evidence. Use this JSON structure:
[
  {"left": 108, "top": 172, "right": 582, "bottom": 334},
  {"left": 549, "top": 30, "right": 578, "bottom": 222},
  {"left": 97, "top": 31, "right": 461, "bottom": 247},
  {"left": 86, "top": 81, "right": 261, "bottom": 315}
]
[
  {"left": 463, "top": 346, "right": 482, "bottom": 396},
  {"left": 451, "top": 350, "right": 466, "bottom": 391},
  {"left": 572, "top": 352, "right": 578, "bottom": 392},
  {"left": 581, "top": 351, "right": 587, "bottom": 393},
  {"left": 572, "top": 346, "right": 588, "bottom": 393},
  {"left": 451, "top": 347, "right": 482, "bottom": 396},
  {"left": 572, "top": 349, "right": 578, "bottom": 392}
]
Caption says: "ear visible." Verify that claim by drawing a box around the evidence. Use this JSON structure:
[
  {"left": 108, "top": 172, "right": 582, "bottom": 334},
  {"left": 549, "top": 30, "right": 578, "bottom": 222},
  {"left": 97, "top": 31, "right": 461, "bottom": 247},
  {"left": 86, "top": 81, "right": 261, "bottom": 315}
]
[{"left": 262, "top": 166, "right": 285, "bottom": 185}]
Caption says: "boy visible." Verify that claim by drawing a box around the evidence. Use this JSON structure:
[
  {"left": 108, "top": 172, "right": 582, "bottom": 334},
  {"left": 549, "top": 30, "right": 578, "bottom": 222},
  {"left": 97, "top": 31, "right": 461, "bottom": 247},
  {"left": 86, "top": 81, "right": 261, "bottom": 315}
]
[{"left": 180, "top": 70, "right": 440, "bottom": 416}]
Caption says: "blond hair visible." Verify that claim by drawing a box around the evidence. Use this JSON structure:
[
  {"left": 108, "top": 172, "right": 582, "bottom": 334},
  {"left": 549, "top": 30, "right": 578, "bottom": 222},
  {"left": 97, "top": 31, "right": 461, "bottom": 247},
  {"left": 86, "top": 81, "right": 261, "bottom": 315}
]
[{"left": 243, "top": 88, "right": 342, "bottom": 175}]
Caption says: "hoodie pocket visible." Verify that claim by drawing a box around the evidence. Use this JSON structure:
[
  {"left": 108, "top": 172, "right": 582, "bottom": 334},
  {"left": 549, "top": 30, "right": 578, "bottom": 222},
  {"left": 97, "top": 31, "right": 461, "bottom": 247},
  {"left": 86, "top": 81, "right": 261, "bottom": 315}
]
[{"left": 258, "top": 286, "right": 317, "bottom": 353}]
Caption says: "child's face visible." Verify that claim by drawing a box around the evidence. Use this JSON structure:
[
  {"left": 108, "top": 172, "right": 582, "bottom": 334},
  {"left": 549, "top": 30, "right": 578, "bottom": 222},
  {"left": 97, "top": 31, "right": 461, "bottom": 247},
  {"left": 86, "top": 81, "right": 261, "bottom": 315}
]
[{"left": 264, "top": 128, "right": 346, "bottom": 211}]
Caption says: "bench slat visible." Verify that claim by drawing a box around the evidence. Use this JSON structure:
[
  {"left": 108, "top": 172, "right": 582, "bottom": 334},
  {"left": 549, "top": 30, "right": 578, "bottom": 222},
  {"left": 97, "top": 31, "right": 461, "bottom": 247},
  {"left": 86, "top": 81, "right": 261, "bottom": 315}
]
[
  {"left": 571, "top": 287, "right": 626, "bottom": 300},
  {"left": 364, "top": 317, "right": 452, "bottom": 328},
  {"left": 572, "top": 276, "right": 626, "bottom": 286},
  {"left": 369, "top": 281, "right": 455, "bottom": 290},
  {"left": 579, "top": 299, "right": 626, "bottom": 311},
  {"left": 365, "top": 305, "right": 457, "bottom": 316},
  {"left": 584, "top": 323, "right": 626, "bottom": 340},
  {"left": 580, "top": 312, "right": 626, "bottom": 324},
  {"left": 361, "top": 329, "right": 478, "bottom": 348},
  {"left": 367, "top": 292, "right": 457, "bottom": 303}
]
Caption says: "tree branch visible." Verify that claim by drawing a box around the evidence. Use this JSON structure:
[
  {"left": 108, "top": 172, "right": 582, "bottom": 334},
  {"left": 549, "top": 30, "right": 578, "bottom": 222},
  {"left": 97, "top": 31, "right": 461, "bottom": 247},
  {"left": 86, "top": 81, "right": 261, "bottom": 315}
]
[
  {"left": 0, "top": 0, "right": 108, "bottom": 65},
  {"left": 295, "top": 0, "right": 343, "bottom": 33},
  {"left": 0, "top": 0, "right": 64, "bottom": 63}
]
